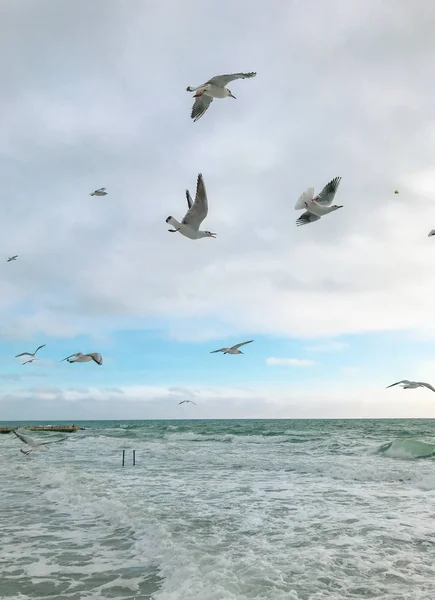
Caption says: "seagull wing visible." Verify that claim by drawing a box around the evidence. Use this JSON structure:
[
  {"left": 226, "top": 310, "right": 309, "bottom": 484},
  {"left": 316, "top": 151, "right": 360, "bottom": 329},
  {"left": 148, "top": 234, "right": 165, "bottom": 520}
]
[
  {"left": 22, "top": 359, "right": 34, "bottom": 365},
  {"left": 87, "top": 353, "right": 103, "bottom": 365},
  {"left": 13, "top": 430, "right": 36, "bottom": 446},
  {"left": 191, "top": 94, "right": 213, "bottom": 122},
  {"left": 178, "top": 400, "right": 187, "bottom": 404},
  {"left": 315, "top": 176, "right": 342, "bottom": 206},
  {"left": 185, "top": 190, "right": 193, "bottom": 209},
  {"left": 41, "top": 437, "right": 67, "bottom": 446},
  {"left": 210, "top": 348, "right": 225, "bottom": 353},
  {"left": 34, "top": 345, "right": 46, "bottom": 355},
  {"left": 182, "top": 173, "right": 208, "bottom": 230},
  {"left": 205, "top": 72, "right": 257, "bottom": 86},
  {"left": 420, "top": 382, "right": 435, "bottom": 392},
  {"left": 189, "top": 401, "right": 197, "bottom": 405},
  {"left": 232, "top": 340, "right": 254, "bottom": 350},
  {"left": 296, "top": 212, "right": 321, "bottom": 227},
  {"left": 295, "top": 188, "right": 315, "bottom": 210},
  {"left": 386, "top": 380, "right": 409, "bottom": 388},
  {"left": 15, "top": 352, "right": 32, "bottom": 357}
]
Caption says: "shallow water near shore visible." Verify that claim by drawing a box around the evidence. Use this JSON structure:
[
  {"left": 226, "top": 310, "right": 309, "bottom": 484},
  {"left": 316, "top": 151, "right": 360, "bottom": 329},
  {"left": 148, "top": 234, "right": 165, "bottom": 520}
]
[{"left": 1, "top": 418, "right": 435, "bottom": 599}]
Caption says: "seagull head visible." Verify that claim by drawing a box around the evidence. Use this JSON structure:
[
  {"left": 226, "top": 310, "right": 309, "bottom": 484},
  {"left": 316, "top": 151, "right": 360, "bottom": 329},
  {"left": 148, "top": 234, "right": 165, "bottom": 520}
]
[
  {"left": 226, "top": 89, "right": 236, "bottom": 99},
  {"left": 205, "top": 231, "right": 216, "bottom": 238},
  {"left": 165, "top": 216, "right": 172, "bottom": 223},
  {"left": 331, "top": 205, "right": 343, "bottom": 211}
]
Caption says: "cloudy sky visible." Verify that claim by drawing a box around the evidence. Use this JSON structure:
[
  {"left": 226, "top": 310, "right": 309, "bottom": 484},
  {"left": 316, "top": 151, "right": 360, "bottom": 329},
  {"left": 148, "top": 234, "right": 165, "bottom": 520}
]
[{"left": 1, "top": 0, "right": 435, "bottom": 420}]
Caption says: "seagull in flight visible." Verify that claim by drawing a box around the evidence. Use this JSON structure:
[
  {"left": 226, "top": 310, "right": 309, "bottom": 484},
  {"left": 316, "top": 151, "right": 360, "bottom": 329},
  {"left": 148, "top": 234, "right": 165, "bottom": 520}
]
[
  {"left": 386, "top": 380, "right": 435, "bottom": 392},
  {"left": 7, "top": 255, "right": 18, "bottom": 262},
  {"left": 15, "top": 344, "right": 46, "bottom": 360},
  {"left": 61, "top": 352, "right": 103, "bottom": 365},
  {"left": 428, "top": 230, "right": 435, "bottom": 237},
  {"left": 295, "top": 177, "right": 342, "bottom": 227},
  {"left": 166, "top": 173, "right": 216, "bottom": 240},
  {"left": 90, "top": 187, "right": 107, "bottom": 197},
  {"left": 178, "top": 400, "right": 197, "bottom": 405},
  {"left": 211, "top": 340, "right": 254, "bottom": 355},
  {"left": 187, "top": 72, "right": 257, "bottom": 122},
  {"left": 12, "top": 429, "right": 67, "bottom": 455}
]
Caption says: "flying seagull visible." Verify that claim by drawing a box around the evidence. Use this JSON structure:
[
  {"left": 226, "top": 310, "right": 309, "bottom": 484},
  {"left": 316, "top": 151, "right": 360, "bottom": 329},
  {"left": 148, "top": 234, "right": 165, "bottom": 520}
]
[
  {"left": 187, "top": 72, "right": 257, "bottom": 122},
  {"left": 386, "top": 380, "right": 435, "bottom": 392},
  {"left": 166, "top": 173, "right": 216, "bottom": 240},
  {"left": 90, "top": 187, "right": 107, "bottom": 196},
  {"left": 15, "top": 344, "right": 46, "bottom": 359},
  {"left": 12, "top": 429, "right": 67, "bottom": 455},
  {"left": 61, "top": 352, "right": 103, "bottom": 365},
  {"left": 428, "top": 230, "right": 435, "bottom": 237},
  {"left": 7, "top": 255, "right": 18, "bottom": 262},
  {"left": 211, "top": 340, "right": 254, "bottom": 355},
  {"left": 295, "top": 177, "right": 342, "bottom": 227},
  {"left": 178, "top": 400, "right": 197, "bottom": 405}
]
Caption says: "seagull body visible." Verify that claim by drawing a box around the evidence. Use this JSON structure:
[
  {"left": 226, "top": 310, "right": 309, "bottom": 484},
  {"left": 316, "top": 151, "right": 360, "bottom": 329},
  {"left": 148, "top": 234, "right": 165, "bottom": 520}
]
[
  {"left": 187, "top": 72, "right": 256, "bottom": 122},
  {"left": 166, "top": 173, "right": 216, "bottom": 240},
  {"left": 178, "top": 400, "right": 197, "bottom": 405},
  {"left": 211, "top": 340, "right": 254, "bottom": 355},
  {"left": 61, "top": 352, "right": 103, "bottom": 365},
  {"left": 386, "top": 380, "right": 435, "bottom": 392},
  {"left": 7, "top": 255, "right": 18, "bottom": 262},
  {"left": 295, "top": 177, "right": 342, "bottom": 227},
  {"left": 13, "top": 429, "right": 67, "bottom": 455},
  {"left": 15, "top": 344, "right": 46, "bottom": 359},
  {"left": 90, "top": 187, "right": 107, "bottom": 197}
]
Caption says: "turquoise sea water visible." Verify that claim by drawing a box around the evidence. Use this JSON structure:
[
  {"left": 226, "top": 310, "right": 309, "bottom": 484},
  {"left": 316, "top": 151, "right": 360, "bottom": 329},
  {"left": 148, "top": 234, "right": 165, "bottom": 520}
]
[{"left": 1, "top": 418, "right": 435, "bottom": 599}]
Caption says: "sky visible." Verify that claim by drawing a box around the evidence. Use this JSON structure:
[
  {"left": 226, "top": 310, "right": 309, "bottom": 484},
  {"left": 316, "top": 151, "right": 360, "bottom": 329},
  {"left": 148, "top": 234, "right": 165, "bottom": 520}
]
[{"left": 1, "top": 0, "right": 435, "bottom": 420}]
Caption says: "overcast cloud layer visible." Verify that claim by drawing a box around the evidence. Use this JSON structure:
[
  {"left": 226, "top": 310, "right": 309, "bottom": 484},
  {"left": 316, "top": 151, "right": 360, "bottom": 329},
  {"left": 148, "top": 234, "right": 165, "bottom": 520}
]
[{"left": 1, "top": 0, "right": 435, "bottom": 420}]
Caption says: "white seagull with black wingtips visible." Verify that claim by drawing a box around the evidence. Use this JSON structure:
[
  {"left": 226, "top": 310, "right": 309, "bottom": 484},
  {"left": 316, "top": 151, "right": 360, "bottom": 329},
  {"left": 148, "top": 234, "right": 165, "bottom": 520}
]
[
  {"left": 166, "top": 173, "right": 216, "bottom": 240},
  {"left": 211, "top": 340, "right": 254, "bottom": 355},
  {"left": 187, "top": 72, "right": 257, "bottom": 122},
  {"left": 295, "top": 177, "right": 343, "bottom": 226}
]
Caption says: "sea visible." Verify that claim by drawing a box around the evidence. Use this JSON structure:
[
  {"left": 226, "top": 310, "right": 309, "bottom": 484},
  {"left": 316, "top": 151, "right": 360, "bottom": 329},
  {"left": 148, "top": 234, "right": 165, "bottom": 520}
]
[{"left": 1, "top": 418, "right": 435, "bottom": 600}]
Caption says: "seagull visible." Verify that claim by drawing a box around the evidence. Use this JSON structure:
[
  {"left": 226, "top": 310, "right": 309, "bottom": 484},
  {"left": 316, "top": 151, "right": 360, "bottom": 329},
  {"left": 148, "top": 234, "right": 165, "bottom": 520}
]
[
  {"left": 178, "top": 400, "right": 197, "bottom": 405},
  {"left": 12, "top": 429, "right": 67, "bottom": 455},
  {"left": 210, "top": 340, "right": 254, "bottom": 355},
  {"left": 15, "top": 344, "right": 46, "bottom": 359},
  {"left": 166, "top": 173, "right": 216, "bottom": 240},
  {"left": 295, "top": 177, "right": 342, "bottom": 227},
  {"left": 90, "top": 187, "right": 107, "bottom": 196},
  {"left": 22, "top": 358, "right": 38, "bottom": 365},
  {"left": 187, "top": 72, "right": 257, "bottom": 122},
  {"left": 61, "top": 352, "right": 103, "bottom": 365},
  {"left": 386, "top": 380, "right": 435, "bottom": 392},
  {"left": 394, "top": 190, "right": 399, "bottom": 194},
  {"left": 428, "top": 230, "right": 435, "bottom": 237},
  {"left": 7, "top": 255, "right": 18, "bottom": 262}
]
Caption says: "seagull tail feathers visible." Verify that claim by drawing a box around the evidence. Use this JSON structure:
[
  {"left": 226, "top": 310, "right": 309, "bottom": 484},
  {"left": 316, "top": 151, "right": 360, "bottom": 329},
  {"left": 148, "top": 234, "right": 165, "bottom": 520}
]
[{"left": 295, "top": 188, "right": 315, "bottom": 210}]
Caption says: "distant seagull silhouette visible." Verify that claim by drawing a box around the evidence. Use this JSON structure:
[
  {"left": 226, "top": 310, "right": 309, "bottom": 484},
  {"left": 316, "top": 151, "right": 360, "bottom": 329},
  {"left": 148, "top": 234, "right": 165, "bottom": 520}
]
[
  {"left": 386, "top": 380, "right": 435, "bottom": 392},
  {"left": 187, "top": 72, "right": 257, "bottom": 122},
  {"left": 211, "top": 340, "right": 254, "bottom": 355},
  {"left": 61, "top": 352, "right": 103, "bottom": 365},
  {"left": 295, "top": 177, "right": 342, "bottom": 227},
  {"left": 7, "top": 255, "right": 18, "bottom": 262},
  {"left": 394, "top": 190, "right": 399, "bottom": 194},
  {"left": 90, "top": 187, "right": 107, "bottom": 196},
  {"left": 166, "top": 173, "right": 216, "bottom": 239},
  {"left": 178, "top": 400, "right": 197, "bottom": 405},
  {"left": 428, "top": 230, "right": 435, "bottom": 237},
  {"left": 12, "top": 429, "right": 67, "bottom": 455},
  {"left": 22, "top": 358, "right": 38, "bottom": 365},
  {"left": 15, "top": 344, "right": 46, "bottom": 359}
]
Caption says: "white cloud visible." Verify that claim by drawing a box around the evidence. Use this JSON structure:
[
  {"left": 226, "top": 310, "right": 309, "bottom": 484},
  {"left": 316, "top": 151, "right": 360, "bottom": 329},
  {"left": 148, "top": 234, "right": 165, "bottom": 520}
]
[
  {"left": 306, "top": 342, "right": 349, "bottom": 353},
  {"left": 266, "top": 358, "right": 316, "bottom": 367}
]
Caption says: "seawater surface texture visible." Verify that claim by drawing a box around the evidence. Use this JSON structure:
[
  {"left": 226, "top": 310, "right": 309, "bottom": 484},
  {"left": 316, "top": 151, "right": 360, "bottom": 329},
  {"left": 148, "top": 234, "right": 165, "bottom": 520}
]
[{"left": 1, "top": 419, "right": 435, "bottom": 600}]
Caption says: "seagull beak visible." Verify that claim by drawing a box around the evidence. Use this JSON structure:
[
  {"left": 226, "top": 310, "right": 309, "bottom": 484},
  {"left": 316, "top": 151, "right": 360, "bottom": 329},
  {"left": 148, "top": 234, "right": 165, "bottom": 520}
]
[
  {"left": 210, "top": 233, "right": 217, "bottom": 238},
  {"left": 229, "top": 93, "right": 236, "bottom": 99}
]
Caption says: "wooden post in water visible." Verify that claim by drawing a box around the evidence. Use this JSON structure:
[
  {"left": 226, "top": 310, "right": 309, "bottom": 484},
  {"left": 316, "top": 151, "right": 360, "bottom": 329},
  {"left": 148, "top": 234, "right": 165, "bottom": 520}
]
[
  {"left": 133, "top": 450, "right": 136, "bottom": 466},
  {"left": 122, "top": 449, "right": 125, "bottom": 466}
]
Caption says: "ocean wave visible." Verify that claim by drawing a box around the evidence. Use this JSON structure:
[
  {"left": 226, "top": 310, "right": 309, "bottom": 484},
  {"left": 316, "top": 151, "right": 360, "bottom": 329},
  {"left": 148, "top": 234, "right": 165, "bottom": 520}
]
[{"left": 377, "top": 438, "right": 435, "bottom": 459}]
